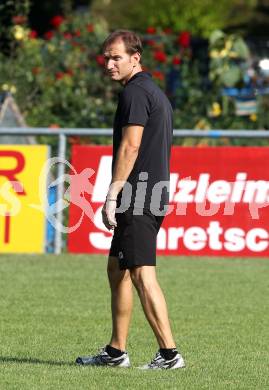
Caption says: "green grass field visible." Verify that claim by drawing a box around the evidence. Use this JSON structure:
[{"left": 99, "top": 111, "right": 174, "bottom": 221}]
[{"left": 0, "top": 254, "right": 268, "bottom": 389}]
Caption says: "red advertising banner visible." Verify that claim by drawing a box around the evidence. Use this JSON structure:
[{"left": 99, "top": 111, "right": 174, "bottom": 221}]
[{"left": 68, "top": 146, "right": 269, "bottom": 257}]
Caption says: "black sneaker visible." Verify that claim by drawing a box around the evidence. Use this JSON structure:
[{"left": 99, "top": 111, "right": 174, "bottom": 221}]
[
  {"left": 139, "top": 351, "right": 185, "bottom": 370},
  {"left": 76, "top": 347, "right": 131, "bottom": 367}
]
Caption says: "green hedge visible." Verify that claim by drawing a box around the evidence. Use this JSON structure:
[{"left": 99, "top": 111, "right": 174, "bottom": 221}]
[{"left": 0, "top": 11, "right": 268, "bottom": 146}]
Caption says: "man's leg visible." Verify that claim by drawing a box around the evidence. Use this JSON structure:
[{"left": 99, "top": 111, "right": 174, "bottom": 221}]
[
  {"left": 75, "top": 256, "right": 132, "bottom": 367},
  {"left": 130, "top": 265, "right": 175, "bottom": 348},
  {"left": 107, "top": 256, "right": 133, "bottom": 351}
]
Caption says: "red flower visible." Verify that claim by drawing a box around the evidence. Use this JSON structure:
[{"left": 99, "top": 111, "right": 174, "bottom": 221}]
[
  {"left": 63, "top": 32, "right": 73, "bottom": 40},
  {"left": 29, "top": 30, "right": 38, "bottom": 39},
  {"left": 71, "top": 41, "right": 80, "bottom": 47},
  {"left": 49, "top": 123, "right": 60, "bottom": 129},
  {"left": 12, "top": 15, "right": 27, "bottom": 25},
  {"left": 66, "top": 69, "right": 74, "bottom": 76},
  {"left": 178, "top": 31, "right": 191, "bottom": 48},
  {"left": 163, "top": 27, "right": 173, "bottom": 34},
  {"left": 152, "top": 71, "right": 164, "bottom": 81},
  {"left": 68, "top": 136, "right": 81, "bottom": 145},
  {"left": 55, "top": 72, "right": 65, "bottom": 80},
  {"left": 147, "top": 26, "right": 156, "bottom": 34},
  {"left": 50, "top": 15, "right": 65, "bottom": 28},
  {"left": 32, "top": 67, "right": 41, "bottom": 75},
  {"left": 172, "top": 56, "right": 181, "bottom": 65},
  {"left": 96, "top": 55, "right": 105, "bottom": 66},
  {"left": 74, "top": 30, "right": 81, "bottom": 37},
  {"left": 86, "top": 24, "right": 94, "bottom": 33},
  {"left": 154, "top": 50, "right": 167, "bottom": 63},
  {"left": 44, "top": 31, "right": 54, "bottom": 40},
  {"left": 147, "top": 39, "right": 156, "bottom": 47}
]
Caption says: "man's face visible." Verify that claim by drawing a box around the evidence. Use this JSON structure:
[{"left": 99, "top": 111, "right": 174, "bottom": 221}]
[{"left": 103, "top": 39, "right": 139, "bottom": 84}]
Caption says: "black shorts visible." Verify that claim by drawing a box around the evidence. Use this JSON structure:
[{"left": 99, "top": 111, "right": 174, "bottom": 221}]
[{"left": 109, "top": 210, "right": 164, "bottom": 270}]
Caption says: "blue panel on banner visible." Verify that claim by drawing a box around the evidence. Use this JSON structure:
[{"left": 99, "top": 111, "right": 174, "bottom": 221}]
[
  {"left": 222, "top": 87, "right": 253, "bottom": 97},
  {"left": 46, "top": 186, "right": 56, "bottom": 253}
]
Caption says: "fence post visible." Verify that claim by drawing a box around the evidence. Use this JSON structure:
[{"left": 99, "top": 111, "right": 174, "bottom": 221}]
[{"left": 54, "top": 133, "right": 67, "bottom": 254}]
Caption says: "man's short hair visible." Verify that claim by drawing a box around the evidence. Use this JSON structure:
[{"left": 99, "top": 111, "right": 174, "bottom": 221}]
[{"left": 102, "top": 30, "right": 143, "bottom": 57}]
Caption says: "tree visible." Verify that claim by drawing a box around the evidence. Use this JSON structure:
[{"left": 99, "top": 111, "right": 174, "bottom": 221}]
[
  {"left": 243, "top": 0, "right": 269, "bottom": 36},
  {"left": 28, "top": 0, "right": 93, "bottom": 34},
  {"left": 91, "top": 0, "right": 258, "bottom": 36}
]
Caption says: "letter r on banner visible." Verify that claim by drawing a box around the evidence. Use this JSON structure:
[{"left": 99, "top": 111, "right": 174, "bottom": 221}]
[{"left": 0, "top": 151, "right": 26, "bottom": 195}]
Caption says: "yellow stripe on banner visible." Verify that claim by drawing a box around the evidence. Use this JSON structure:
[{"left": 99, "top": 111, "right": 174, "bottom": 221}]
[{"left": 0, "top": 145, "right": 48, "bottom": 253}]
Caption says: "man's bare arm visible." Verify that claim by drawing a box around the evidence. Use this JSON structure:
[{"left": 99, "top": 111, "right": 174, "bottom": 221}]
[{"left": 107, "top": 125, "right": 144, "bottom": 199}]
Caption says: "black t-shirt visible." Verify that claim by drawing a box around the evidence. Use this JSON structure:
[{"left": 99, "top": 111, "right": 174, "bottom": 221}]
[{"left": 112, "top": 71, "right": 173, "bottom": 215}]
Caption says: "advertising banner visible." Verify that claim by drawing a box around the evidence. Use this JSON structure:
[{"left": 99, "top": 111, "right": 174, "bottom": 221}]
[
  {"left": 68, "top": 146, "right": 269, "bottom": 257},
  {"left": 0, "top": 145, "right": 48, "bottom": 253}
]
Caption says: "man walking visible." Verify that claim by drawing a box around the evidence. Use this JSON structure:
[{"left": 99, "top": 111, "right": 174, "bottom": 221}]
[{"left": 76, "top": 30, "right": 185, "bottom": 369}]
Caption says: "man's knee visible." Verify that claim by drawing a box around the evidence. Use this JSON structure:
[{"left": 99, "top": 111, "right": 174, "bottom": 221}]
[
  {"left": 130, "top": 266, "right": 157, "bottom": 292},
  {"left": 107, "top": 256, "right": 131, "bottom": 286}
]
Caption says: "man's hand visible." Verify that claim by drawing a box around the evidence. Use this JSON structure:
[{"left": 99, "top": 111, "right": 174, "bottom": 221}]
[{"left": 102, "top": 199, "right": 117, "bottom": 230}]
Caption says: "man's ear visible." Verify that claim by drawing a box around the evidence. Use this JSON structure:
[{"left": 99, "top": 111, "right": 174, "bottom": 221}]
[{"left": 133, "top": 52, "right": 141, "bottom": 64}]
